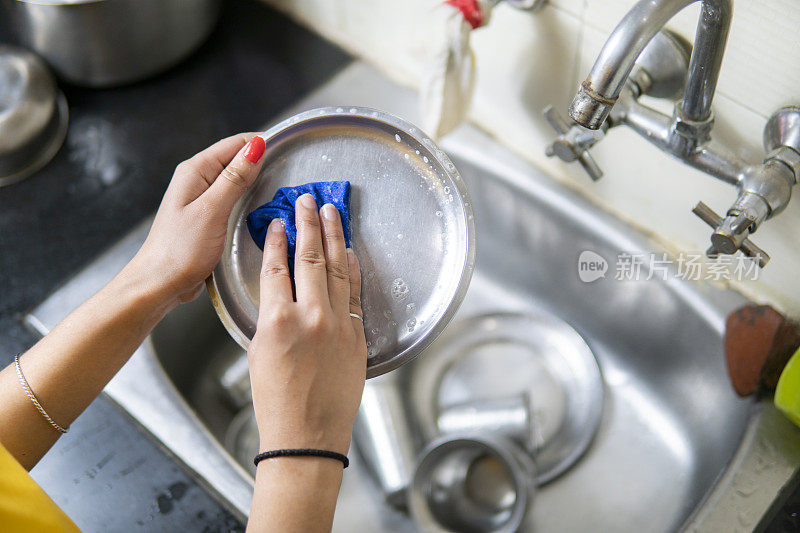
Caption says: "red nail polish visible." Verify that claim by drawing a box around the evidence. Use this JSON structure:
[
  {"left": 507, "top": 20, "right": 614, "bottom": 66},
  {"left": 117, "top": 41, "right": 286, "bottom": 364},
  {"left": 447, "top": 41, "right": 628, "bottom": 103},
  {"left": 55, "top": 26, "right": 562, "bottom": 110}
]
[{"left": 244, "top": 136, "right": 266, "bottom": 163}]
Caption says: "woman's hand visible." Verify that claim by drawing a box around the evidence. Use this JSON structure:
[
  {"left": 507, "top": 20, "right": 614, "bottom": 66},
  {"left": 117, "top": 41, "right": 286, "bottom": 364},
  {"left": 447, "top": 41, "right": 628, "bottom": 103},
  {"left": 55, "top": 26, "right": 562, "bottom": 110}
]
[
  {"left": 248, "top": 194, "right": 367, "bottom": 456},
  {"left": 245, "top": 195, "right": 366, "bottom": 532},
  {"left": 0, "top": 134, "right": 268, "bottom": 469},
  {"left": 126, "top": 132, "right": 267, "bottom": 305}
]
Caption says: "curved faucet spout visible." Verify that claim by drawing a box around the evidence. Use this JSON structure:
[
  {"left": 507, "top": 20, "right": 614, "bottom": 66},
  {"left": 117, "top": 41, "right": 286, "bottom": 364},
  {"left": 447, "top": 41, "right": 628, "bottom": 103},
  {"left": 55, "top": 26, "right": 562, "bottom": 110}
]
[{"left": 569, "top": 0, "right": 732, "bottom": 129}]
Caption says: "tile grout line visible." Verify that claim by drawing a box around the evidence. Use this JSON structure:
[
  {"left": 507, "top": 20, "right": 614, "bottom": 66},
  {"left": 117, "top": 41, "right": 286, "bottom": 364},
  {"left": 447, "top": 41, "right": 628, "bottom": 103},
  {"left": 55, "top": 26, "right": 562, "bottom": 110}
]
[{"left": 570, "top": 0, "right": 589, "bottom": 99}]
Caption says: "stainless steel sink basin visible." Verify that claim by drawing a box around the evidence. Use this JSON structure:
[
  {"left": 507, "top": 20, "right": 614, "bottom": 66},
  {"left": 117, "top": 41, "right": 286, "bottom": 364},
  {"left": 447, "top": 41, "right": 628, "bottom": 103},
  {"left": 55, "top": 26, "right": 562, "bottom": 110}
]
[{"left": 27, "top": 63, "right": 800, "bottom": 532}]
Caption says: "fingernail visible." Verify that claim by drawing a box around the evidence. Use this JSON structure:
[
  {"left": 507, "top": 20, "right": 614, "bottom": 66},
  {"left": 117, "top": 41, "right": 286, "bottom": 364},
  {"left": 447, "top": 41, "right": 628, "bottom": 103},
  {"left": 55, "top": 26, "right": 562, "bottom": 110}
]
[
  {"left": 244, "top": 136, "right": 266, "bottom": 163},
  {"left": 347, "top": 248, "right": 356, "bottom": 265},
  {"left": 298, "top": 193, "right": 317, "bottom": 209},
  {"left": 321, "top": 203, "right": 339, "bottom": 221},
  {"left": 268, "top": 218, "right": 283, "bottom": 233}
]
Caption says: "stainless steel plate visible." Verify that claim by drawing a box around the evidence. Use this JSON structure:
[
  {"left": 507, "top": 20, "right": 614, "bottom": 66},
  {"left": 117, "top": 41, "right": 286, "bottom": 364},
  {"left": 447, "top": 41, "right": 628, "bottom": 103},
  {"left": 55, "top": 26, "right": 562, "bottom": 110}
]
[
  {"left": 208, "top": 107, "right": 476, "bottom": 378},
  {"left": 407, "top": 312, "right": 604, "bottom": 484}
]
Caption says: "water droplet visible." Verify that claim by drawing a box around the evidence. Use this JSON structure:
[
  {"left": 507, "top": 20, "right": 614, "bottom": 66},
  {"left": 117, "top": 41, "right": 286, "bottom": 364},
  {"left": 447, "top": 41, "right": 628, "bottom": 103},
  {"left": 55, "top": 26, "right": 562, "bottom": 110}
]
[
  {"left": 397, "top": 233, "right": 404, "bottom": 240},
  {"left": 406, "top": 303, "right": 416, "bottom": 315},
  {"left": 423, "top": 156, "right": 429, "bottom": 163},
  {"left": 383, "top": 310, "right": 392, "bottom": 319},
  {"left": 406, "top": 317, "right": 417, "bottom": 331},
  {"left": 395, "top": 133, "right": 401, "bottom": 142},
  {"left": 349, "top": 107, "right": 357, "bottom": 113},
  {"left": 371, "top": 327, "right": 380, "bottom": 335},
  {"left": 336, "top": 107, "right": 344, "bottom": 113},
  {"left": 321, "top": 154, "right": 327, "bottom": 160},
  {"left": 404, "top": 153, "right": 410, "bottom": 160},
  {"left": 435, "top": 210, "right": 443, "bottom": 217}
]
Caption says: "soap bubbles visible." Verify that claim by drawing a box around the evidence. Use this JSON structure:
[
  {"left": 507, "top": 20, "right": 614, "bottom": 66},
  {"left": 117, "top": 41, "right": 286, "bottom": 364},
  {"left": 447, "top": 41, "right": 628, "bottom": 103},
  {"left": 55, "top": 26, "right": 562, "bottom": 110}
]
[{"left": 391, "top": 278, "right": 410, "bottom": 301}]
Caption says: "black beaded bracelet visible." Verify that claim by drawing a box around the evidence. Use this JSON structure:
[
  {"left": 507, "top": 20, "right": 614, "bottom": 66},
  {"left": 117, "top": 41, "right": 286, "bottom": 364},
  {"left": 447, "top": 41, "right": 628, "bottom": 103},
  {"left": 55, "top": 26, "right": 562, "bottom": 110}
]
[{"left": 253, "top": 448, "right": 349, "bottom": 469}]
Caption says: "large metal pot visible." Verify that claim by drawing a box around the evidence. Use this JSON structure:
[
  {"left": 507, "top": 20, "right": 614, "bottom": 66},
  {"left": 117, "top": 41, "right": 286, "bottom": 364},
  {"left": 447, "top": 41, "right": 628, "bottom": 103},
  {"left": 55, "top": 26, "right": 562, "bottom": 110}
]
[{"left": 2, "top": 0, "right": 221, "bottom": 87}]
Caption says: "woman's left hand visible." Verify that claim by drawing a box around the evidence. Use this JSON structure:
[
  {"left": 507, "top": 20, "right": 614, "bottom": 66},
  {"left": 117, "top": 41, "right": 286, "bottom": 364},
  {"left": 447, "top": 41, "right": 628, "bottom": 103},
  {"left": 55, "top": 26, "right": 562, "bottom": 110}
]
[{"left": 126, "top": 132, "right": 267, "bottom": 305}]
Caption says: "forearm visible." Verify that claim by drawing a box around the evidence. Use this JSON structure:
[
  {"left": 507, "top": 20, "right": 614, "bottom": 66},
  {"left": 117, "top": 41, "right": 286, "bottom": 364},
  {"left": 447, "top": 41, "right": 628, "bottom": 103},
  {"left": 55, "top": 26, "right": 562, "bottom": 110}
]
[
  {"left": 0, "top": 261, "right": 175, "bottom": 469},
  {"left": 248, "top": 457, "right": 343, "bottom": 533}
]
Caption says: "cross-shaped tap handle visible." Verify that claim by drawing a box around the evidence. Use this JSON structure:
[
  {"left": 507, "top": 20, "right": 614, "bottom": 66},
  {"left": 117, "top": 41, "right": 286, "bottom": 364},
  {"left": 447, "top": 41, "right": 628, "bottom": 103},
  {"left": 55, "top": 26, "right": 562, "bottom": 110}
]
[
  {"left": 543, "top": 106, "right": 604, "bottom": 181},
  {"left": 692, "top": 201, "right": 770, "bottom": 268}
]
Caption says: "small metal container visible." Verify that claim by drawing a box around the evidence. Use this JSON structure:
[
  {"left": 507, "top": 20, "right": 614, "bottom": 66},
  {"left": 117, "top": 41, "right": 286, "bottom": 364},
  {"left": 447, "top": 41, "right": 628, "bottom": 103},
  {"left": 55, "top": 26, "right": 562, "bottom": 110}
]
[
  {"left": 0, "top": 44, "right": 68, "bottom": 186},
  {"left": 410, "top": 434, "right": 536, "bottom": 533},
  {"left": 208, "top": 107, "right": 476, "bottom": 378},
  {"left": 224, "top": 406, "right": 259, "bottom": 476},
  {"left": 353, "top": 372, "right": 419, "bottom": 509}
]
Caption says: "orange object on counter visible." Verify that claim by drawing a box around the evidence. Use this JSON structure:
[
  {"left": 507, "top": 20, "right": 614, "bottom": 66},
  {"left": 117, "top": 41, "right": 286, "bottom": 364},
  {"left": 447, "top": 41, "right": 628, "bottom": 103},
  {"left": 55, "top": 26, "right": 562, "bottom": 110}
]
[{"left": 724, "top": 304, "right": 800, "bottom": 397}]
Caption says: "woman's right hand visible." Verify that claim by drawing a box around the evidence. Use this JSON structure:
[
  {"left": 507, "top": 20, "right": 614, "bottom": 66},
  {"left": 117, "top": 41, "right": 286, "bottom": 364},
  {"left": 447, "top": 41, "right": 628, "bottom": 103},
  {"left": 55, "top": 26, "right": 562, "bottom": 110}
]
[{"left": 247, "top": 193, "right": 367, "bottom": 457}]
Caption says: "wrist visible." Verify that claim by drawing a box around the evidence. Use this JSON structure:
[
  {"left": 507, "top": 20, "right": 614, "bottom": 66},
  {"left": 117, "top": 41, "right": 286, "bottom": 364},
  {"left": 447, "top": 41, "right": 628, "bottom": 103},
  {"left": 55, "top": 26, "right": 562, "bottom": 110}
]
[
  {"left": 114, "top": 256, "right": 182, "bottom": 316},
  {"left": 254, "top": 452, "right": 344, "bottom": 486},
  {"left": 251, "top": 451, "right": 343, "bottom": 531},
  {"left": 258, "top": 430, "right": 352, "bottom": 458},
  {"left": 254, "top": 449, "right": 349, "bottom": 469}
]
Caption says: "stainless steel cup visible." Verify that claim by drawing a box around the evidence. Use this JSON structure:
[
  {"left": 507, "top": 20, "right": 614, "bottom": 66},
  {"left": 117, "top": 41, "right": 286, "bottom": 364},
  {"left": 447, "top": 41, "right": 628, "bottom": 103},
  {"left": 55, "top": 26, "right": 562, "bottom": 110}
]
[
  {"left": 353, "top": 372, "right": 418, "bottom": 509},
  {"left": 409, "top": 433, "right": 536, "bottom": 533}
]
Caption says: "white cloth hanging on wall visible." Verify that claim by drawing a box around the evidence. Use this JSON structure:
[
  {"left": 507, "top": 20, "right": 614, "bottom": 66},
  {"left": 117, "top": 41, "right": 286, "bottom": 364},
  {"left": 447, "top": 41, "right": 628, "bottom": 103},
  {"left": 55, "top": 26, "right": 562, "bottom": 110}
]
[{"left": 420, "top": 0, "right": 493, "bottom": 140}]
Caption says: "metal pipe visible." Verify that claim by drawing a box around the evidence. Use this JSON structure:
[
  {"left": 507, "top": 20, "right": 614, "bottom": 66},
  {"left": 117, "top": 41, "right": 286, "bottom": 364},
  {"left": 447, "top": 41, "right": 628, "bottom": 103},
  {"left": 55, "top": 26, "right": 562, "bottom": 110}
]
[{"left": 569, "top": 0, "right": 732, "bottom": 129}]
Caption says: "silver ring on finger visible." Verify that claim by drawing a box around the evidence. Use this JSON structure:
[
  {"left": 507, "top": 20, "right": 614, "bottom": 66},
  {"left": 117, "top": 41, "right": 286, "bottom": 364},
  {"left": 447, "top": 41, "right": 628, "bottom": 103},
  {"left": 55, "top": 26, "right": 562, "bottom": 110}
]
[{"left": 349, "top": 312, "right": 363, "bottom": 323}]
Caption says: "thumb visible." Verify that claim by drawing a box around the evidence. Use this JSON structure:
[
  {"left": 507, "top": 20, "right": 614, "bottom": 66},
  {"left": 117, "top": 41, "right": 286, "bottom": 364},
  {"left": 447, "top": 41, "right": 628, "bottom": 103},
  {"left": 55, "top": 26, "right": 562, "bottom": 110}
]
[{"left": 204, "top": 135, "right": 266, "bottom": 214}]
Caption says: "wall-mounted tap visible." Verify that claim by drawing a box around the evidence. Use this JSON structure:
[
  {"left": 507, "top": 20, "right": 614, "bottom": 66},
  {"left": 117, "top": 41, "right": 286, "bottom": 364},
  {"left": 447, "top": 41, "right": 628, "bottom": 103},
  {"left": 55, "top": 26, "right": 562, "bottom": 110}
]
[{"left": 544, "top": 0, "right": 800, "bottom": 268}]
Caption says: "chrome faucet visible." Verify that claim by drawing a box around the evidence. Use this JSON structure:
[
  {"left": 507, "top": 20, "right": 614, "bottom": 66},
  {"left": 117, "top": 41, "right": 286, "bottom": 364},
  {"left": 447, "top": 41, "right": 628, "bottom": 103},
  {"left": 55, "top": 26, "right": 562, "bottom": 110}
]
[{"left": 544, "top": 0, "right": 800, "bottom": 267}]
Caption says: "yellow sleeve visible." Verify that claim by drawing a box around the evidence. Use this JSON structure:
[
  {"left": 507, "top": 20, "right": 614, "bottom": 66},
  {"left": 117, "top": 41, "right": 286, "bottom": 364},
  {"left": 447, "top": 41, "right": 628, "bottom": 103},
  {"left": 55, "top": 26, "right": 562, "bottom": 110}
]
[{"left": 0, "top": 442, "right": 80, "bottom": 532}]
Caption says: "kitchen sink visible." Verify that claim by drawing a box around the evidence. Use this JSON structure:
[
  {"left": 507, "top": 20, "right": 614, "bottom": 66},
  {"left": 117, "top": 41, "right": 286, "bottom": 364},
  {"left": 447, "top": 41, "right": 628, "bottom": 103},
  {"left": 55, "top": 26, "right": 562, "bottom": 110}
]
[{"left": 27, "top": 63, "right": 800, "bottom": 532}]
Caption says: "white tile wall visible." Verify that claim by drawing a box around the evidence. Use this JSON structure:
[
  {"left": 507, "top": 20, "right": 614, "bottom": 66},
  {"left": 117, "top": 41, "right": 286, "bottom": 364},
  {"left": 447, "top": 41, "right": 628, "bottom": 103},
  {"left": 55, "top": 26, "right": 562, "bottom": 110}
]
[{"left": 263, "top": 0, "right": 800, "bottom": 317}]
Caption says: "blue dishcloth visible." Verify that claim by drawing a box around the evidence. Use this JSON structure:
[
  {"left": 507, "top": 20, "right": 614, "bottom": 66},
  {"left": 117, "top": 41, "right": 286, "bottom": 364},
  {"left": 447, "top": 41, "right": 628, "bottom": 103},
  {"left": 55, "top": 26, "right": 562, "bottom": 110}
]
[{"left": 246, "top": 181, "right": 352, "bottom": 261}]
